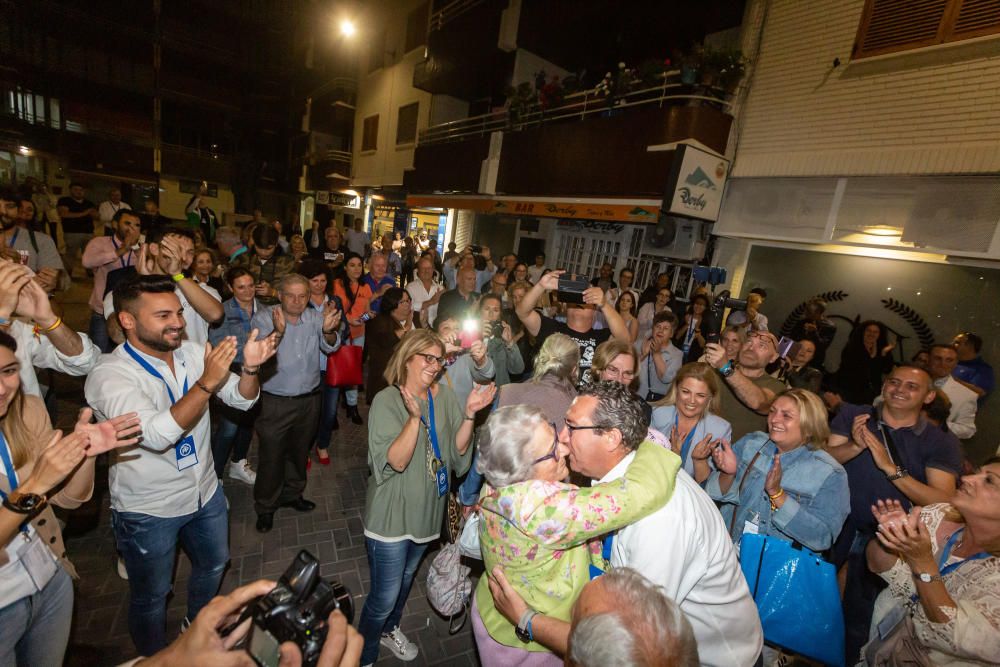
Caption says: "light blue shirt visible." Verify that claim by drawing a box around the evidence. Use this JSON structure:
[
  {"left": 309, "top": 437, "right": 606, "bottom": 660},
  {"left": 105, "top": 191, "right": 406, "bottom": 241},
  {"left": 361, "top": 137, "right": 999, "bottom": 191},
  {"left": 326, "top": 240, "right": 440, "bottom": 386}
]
[
  {"left": 705, "top": 432, "right": 850, "bottom": 553},
  {"left": 251, "top": 305, "right": 339, "bottom": 396},
  {"left": 635, "top": 341, "right": 683, "bottom": 397},
  {"left": 650, "top": 405, "right": 732, "bottom": 476}
]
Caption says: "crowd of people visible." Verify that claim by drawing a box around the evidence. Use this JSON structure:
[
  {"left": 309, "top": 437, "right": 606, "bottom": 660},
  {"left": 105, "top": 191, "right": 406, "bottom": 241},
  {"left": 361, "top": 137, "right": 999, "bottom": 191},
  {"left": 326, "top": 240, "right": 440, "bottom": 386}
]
[{"left": 0, "top": 182, "right": 997, "bottom": 667}]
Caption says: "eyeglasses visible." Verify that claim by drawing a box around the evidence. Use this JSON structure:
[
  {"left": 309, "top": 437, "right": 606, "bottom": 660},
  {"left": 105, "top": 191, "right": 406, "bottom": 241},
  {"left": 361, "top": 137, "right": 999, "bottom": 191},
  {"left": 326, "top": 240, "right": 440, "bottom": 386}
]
[
  {"left": 415, "top": 353, "right": 446, "bottom": 366},
  {"left": 563, "top": 422, "right": 605, "bottom": 434},
  {"left": 532, "top": 422, "right": 562, "bottom": 465},
  {"left": 603, "top": 367, "right": 635, "bottom": 381}
]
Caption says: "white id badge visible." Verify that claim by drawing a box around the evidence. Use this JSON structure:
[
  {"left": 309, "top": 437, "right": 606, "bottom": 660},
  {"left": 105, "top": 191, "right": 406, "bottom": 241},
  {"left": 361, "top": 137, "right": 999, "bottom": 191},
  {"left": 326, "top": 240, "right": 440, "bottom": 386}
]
[
  {"left": 743, "top": 520, "right": 759, "bottom": 536},
  {"left": 18, "top": 532, "right": 59, "bottom": 592}
]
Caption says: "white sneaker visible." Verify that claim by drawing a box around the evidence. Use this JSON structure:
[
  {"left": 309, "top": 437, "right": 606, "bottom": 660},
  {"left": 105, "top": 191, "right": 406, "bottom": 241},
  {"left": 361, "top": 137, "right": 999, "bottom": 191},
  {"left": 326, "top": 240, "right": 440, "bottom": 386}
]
[
  {"left": 380, "top": 627, "right": 418, "bottom": 661},
  {"left": 228, "top": 459, "right": 257, "bottom": 485},
  {"left": 116, "top": 556, "right": 128, "bottom": 580}
]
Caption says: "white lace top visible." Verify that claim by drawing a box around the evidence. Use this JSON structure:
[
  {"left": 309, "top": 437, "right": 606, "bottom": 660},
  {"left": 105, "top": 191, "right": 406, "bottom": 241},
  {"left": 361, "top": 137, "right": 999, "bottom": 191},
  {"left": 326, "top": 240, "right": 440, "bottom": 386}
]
[{"left": 875, "top": 503, "right": 1000, "bottom": 665}]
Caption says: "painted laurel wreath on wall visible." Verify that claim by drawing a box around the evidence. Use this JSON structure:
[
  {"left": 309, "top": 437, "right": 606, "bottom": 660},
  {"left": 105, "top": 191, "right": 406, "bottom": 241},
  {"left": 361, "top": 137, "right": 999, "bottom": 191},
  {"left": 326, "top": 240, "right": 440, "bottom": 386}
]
[
  {"left": 881, "top": 298, "right": 935, "bottom": 350},
  {"left": 779, "top": 291, "right": 850, "bottom": 337}
]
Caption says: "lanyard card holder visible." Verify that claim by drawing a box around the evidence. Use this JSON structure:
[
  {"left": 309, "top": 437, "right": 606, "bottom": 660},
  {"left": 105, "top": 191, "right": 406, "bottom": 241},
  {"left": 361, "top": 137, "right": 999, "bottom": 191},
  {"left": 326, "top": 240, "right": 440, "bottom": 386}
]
[
  {"left": 423, "top": 389, "right": 449, "bottom": 498},
  {"left": 18, "top": 531, "right": 59, "bottom": 592},
  {"left": 175, "top": 434, "right": 199, "bottom": 470}
]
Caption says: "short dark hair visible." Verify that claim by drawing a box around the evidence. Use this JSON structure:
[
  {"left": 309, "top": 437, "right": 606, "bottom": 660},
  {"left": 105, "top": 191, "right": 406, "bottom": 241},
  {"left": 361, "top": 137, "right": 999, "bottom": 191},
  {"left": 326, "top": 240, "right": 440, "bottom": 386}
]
[
  {"left": 960, "top": 332, "right": 983, "bottom": 353},
  {"left": 252, "top": 225, "right": 279, "bottom": 248},
  {"left": 750, "top": 287, "right": 767, "bottom": 298},
  {"left": 225, "top": 266, "right": 253, "bottom": 286},
  {"left": 0, "top": 330, "right": 17, "bottom": 353},
  {"left": 112, "top": 208, "right": 140, "bottom": 224},
  {"left": 930, "top": 343, "right": 957, "bottom": 356},
  {"left": 147, "top": 225, "right": 195, "bottom": 245},
  {"left": 113, "top": 274, "right": 177, "bottom": 317},
  {"left": 653, "top": 311, "right": 678, "bottom": 328},
  {"left": 379, "top": 287, "right": 408, "bottom": 316},
  {"left": 298, "top": 259, "right": 330, "bottom": 281},
  {"left": 0, "top": 187, "right": 15, "bottom": 202},
  {"left": 479, "top": 293, "right": 502, "bottom": 310},
  {"left": 576, "top": 381, "right": 649, "bottom": 451},
  {"left": 69, "top": 181, "right": 85, "bottom": 189}
]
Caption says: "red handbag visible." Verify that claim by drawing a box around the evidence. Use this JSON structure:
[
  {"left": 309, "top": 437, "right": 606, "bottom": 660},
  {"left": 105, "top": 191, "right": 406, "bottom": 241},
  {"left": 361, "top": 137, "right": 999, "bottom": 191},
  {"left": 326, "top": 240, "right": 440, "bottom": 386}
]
[{"left": 325, "top": 344, "right": 364, "bottom": 387}]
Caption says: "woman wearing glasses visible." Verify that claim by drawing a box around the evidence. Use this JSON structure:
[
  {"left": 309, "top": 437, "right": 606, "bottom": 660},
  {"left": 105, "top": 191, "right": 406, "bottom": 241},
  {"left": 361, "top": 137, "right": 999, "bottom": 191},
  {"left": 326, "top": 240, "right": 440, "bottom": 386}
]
[
  {"left": 471, "top": 395, "right": 680, "bottom": 665},
  {"left": 359, "top": 329, "right": 496, "bottom": 665}
]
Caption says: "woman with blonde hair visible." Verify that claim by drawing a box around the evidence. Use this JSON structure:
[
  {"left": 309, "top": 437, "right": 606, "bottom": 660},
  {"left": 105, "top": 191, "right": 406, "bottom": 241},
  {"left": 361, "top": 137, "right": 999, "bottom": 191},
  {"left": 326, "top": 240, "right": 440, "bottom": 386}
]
[
  {"left": 706, "top": 388, "right": 850, "bottom": 552},
  {"left": 359, "top": 329, "right": 495, "bottom": 664},
  {"left": 651, "top": 362, "right": 732, "bottom": 481}
]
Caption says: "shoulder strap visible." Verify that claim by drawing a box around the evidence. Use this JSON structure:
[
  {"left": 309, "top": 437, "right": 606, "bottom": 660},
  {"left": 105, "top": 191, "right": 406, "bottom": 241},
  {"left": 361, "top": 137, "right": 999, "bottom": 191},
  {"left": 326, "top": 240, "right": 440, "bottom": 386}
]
[
  {"left": 728, "top": 445, "right": 767, "bottom": 535},
  {"left": 28, "top": 228, "right": 38, "bottom": 253}
]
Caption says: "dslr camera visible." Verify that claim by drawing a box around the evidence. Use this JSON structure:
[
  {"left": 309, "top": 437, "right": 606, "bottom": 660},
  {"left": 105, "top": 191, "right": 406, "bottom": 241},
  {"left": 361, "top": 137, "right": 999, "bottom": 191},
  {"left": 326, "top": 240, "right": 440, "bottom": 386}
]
[
  {"left": 242, "top": 550, "right": 353, "bottom": 667},
  {"left": 703, "top": 289, "right": 747, "bottom": 344}
]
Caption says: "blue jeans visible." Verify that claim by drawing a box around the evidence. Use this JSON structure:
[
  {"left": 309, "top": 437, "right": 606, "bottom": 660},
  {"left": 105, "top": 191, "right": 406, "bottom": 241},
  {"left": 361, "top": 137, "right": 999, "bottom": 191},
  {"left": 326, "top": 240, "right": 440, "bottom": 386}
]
[
  {"left": 457, "top": 450, "right": 483, "bottom": 506},
  {"left": 211, "top": 399, "right": 258, "bottom": 478},
  {"left": 358, "top": 538, "right": 429, "bottom": 665},
  {"left": 0, "top": 565, "right": 73, "bottom": 667},
  {"left": 89, "top": 310, "right": 113, "bottom": 353},
  {"left": 344, "top": 335, "right": 364, "bottom": 406},
  {"left": 316, "top": 372, "right": 339, "bottom": 452},
  {"left": 111, "top": 486, "right": 230, "bottom": 656}
]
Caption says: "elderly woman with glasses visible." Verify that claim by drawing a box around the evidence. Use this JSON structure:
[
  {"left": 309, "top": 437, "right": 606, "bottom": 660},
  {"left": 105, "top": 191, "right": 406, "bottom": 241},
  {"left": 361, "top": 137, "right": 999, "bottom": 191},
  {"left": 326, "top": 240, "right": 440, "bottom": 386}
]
[
  {"left": 359, "top": 329, "right": 496, "bottom": 665},
  {"left": 471, "top": 396, "right": 681, "bottom": 666}
]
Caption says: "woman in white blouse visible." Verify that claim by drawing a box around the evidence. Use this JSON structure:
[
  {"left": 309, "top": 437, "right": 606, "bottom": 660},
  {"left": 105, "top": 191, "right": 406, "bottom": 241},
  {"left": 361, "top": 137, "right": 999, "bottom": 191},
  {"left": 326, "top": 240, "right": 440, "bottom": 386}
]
[
  {"left": 0, "top": 332, "right": 140, "bottom": 666},
  {"left": 864, "top": 458, "right": 1000, "bottom": 665},
  {"left": 637, "top": 286, "right": 673, "bottom": 342}
]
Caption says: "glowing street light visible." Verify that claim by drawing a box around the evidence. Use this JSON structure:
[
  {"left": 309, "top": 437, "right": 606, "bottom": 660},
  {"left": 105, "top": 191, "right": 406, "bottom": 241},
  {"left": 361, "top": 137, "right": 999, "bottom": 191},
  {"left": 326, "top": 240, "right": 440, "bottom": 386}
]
[{"left": 340, "top": 19, "right": 356, "bottom": 37}]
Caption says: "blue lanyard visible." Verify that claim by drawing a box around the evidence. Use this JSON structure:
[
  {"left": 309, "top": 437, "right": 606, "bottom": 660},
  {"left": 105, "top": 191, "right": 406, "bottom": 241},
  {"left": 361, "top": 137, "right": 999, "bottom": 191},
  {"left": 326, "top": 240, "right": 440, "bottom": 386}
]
[
  {"left": 9, "top": 229, "right": 18, "bottom": 247},
  {"left": 123, "top": 342, "right": 188, "bottom": 404},
  {"left": 0, "top": 430, "right": 19, "bottom": 494},
  {"left": 674, "top": 412, "right": 699, "bottom": 464},
  {"left": 419, "top": 389, "right": 443, "bottom": 461},
  {"left": 682, "top": 317, "right": 698, "bottom": 354},
  {"left": 938, "top": 528, "right": 989, "bottom": 574},
  {"left": 111, "top": 236, "right": 133, "bottom": 270}
]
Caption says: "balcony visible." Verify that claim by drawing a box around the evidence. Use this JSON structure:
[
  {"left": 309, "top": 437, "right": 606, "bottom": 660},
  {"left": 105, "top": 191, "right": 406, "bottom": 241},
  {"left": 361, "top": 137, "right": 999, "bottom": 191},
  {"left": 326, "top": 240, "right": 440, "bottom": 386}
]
[{"left": 404, "top": 73, "right": 734, "bottom": 198}]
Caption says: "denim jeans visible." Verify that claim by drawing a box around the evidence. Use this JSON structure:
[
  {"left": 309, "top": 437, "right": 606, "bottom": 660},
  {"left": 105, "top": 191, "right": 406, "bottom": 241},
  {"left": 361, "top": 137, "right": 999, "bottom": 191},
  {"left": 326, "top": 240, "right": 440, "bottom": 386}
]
[
  {"left": 316, "top": 372, "right": 339, "bottom": 452},
  {"left": 841, "top": 529, "right": 886, "bottom": 665},
  {"left": 211, "top": 399, "right": 259, "bottom": 478},
  {"left": 344, "top": 335, "right": 364, "bottom": 407},
  {"left": 358, "top": 538, "right": 429, "bottom": 665},
  {"left": 0, "top": 565, "right": 73, "bottom": 667},
  {"left": 89, "top": 310, "right": 113, "bottom": 353},
  {"left": 457, "top": 450, "right": 483, "bottom": 506},
  {"left": 111, "top": 486, "right": 230, "bottom": 656}
]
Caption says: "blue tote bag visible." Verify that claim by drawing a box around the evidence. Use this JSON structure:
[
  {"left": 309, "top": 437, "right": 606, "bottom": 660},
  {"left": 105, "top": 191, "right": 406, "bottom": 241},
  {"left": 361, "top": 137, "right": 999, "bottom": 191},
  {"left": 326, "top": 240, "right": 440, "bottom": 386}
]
[{"left": 739, "top": 533, "right": 846, "bottom": 667}]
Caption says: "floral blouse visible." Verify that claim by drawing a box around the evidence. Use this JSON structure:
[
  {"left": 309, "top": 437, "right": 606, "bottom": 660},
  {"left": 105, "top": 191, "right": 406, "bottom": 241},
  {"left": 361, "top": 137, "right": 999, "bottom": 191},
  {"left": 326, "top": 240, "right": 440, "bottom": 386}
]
[
  {"left": 474, "top": 442, "right": 681, "bottom": 651},
  {"left": 872, "top": 503, "right": 1000, "bottom": 665}
]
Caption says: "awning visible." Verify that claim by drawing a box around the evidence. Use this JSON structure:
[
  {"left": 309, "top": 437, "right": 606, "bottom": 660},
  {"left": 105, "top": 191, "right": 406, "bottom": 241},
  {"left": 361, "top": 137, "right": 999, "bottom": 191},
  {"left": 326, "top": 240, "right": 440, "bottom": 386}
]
[{"left": 405, "top": 194, "right": 662, "bottom": 223}]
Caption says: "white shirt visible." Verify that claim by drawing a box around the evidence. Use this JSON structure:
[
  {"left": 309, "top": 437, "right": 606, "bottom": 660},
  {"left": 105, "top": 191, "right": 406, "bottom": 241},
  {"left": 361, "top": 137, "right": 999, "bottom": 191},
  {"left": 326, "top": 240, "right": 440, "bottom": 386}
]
[
  {"left": 84, "top": 341, "right": 258, "bottom": 517},
  {"left": 600, "top": 454, "right": 764, "bottom": 667},
  {"left": 345, "top": 228, "right": 369, "bottom": 256},
  {"left": 934, "top": 375, "right": 978, "bottom": 439},
  {"left": 406, "top": 278, "right": 444, "bottom": 326},
  {"left": 527, "top": 265, "right": 545, "bottom": 284},
  {"left": 98, "top": 200, "right": 132, "bottom": 224},
  {"left": 103, "top": 281, "right": 221, "bottom": 345},
  {"left": 9, "top": 320, "right": 101, "bottom": 398}
]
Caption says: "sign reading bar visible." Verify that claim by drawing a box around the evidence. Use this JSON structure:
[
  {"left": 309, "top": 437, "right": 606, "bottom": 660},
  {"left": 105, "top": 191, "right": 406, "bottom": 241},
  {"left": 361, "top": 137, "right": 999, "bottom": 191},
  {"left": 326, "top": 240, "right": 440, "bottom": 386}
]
[
  {"left": 663, "top": 144, "right": 729, "bottom": 221},
  {"left": 406, "top": 196, "right": 660, "bottom": 223}
]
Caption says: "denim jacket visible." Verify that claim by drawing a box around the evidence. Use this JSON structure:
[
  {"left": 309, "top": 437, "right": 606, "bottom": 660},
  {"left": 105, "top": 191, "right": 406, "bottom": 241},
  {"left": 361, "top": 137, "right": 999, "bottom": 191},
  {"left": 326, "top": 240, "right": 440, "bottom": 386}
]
[
  {"left": 705, "top": 431, "right": 850, "bottom": 553},
  {"left": 208, "top": 298, "right": 261, "bottom": 365}
]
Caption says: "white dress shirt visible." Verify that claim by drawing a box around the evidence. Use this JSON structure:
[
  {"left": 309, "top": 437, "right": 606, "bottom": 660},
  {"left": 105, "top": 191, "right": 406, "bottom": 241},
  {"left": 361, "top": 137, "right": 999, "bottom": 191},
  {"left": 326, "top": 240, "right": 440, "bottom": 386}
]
[
  {"left": 98, "top": 200, "right": 132, "bottom": 224},
  {"left": 406, "top": 278, "right": 444, "bottom": 326},
  {"left": 103, "top": 281, "right": 221, "bottom": 345},
  {"left": 526, "top": 265, "right": 545, "bottom": 284},
  {"left": 9, "top": 320, "right": 101, "bottom": 398},
  {"left": 600, "top": 454, "right": 763, "bottom": 667},
  {"left": 84, "top": 341, "right": 258, "bottom": 517},
  {"left": 935, "top": 375, "right": 978, "bottom": 439}
]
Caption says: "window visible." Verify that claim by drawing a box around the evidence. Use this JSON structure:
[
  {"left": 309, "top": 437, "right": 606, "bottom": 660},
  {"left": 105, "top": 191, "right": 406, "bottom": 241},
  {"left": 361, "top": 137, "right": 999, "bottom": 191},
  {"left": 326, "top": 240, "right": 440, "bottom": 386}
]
[
  {"left": 362, "top": 115, "right": 379, "bottom": 151},
  {"left": 396, "top": 102, "right": 419, "bottom": 145},
  {"left": 853, "top": 0, "right": 1000, "bottom": 59},
  {"left": 405, "top": 2, "right": 429, "bottom": 53},
  {"left": 368, "top": 29, "right": 386, "bottom": 73}
]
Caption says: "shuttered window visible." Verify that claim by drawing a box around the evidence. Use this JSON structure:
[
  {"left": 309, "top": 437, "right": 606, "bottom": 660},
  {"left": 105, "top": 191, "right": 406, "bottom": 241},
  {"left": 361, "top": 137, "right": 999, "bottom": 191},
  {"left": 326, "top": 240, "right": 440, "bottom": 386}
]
[
  {"left": 362, "top": 115, "right": 379, "bottom": 152},
  {"left": 853, "top": 0, "right": 1000, "bottom": 59}
]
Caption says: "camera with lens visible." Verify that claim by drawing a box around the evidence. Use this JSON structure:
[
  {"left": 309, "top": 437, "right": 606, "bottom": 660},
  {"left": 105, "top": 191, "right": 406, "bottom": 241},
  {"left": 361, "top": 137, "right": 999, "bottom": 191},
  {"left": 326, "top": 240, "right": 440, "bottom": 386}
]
[
  {"left": 242, "top": 550, "right": 353, "bottom": 667},
  {"left": 483, "top": 320, "right": 504, "bottom": 339},
  {"left": 703, "top": 289, "right": 747, "bottom": 344}
]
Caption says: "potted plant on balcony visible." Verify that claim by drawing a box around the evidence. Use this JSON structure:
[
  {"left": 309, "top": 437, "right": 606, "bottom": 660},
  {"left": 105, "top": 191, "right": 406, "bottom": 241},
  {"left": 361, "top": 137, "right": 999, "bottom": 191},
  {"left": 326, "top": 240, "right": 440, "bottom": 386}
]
[
  {"left": 505, "top": 81, "right": 537, "bottom": 126},
  {"left": 700, "top": 47, "right": 747, "bottom": 93}
]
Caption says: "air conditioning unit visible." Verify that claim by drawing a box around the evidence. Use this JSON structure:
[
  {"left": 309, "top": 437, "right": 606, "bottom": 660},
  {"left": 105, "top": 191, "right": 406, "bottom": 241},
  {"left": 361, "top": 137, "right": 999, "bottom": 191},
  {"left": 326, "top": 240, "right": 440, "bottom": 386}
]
[{"left": 641, "top": 215, "right": 708, "bottom": 260}]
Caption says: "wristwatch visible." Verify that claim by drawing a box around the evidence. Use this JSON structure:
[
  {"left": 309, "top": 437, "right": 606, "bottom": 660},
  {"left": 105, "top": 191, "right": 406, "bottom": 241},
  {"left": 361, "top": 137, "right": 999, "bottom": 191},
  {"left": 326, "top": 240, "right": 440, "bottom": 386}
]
[
  {"left": 515, "top": 609, "right": 539, "bottom": 643},
  {"left": 3, "top": 490, "right": 47, "bottom": 515},
  {"left": 886, "top": 467, "right": 909, "bottom": 481},
  {"left": 718, "top": 361, "right": 736, "bottom": 378},
  {"left": 914, "top": 571, "right": 942, "bottom": 583}
]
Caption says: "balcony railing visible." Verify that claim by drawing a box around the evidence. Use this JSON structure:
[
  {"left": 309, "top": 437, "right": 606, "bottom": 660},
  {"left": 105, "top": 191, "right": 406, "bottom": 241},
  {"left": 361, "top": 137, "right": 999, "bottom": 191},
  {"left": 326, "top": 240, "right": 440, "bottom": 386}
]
[
  {"left": 429, "top": 0, "right": 489, "bottom": 32},
  {"left": 418, "top": 71, "right": 733, "bottom": 147}
]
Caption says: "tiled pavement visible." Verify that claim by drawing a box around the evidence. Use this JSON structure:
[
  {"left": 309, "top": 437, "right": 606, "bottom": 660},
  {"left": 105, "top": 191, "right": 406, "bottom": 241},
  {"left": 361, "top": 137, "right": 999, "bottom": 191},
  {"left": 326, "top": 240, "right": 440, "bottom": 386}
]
[{"left": 50, "top": 280, "right": 482, "bottom": 667}]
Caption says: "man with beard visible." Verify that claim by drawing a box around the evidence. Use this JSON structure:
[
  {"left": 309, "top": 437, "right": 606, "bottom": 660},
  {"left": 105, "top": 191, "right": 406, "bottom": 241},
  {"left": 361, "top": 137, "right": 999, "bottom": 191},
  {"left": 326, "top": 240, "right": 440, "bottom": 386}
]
[
  {"left": 704, "top": 330, "right": 786, "bottom": 440},
  {"left": 249, "top": 274, "right": 342, "bottom": 533},
  {"left": 0, "top": 196, "right": 66, "bottom": 292},
  {"left": 83, "top": 208, "right": 141, "bottom": 352},
  {"left": 84, "top": 274, "right": 277, "bottom": 656}
]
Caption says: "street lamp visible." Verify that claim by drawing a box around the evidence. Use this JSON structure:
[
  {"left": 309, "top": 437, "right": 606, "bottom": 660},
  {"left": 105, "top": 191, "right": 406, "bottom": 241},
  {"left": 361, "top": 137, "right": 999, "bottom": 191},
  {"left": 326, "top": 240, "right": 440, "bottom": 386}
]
[{"left": 339, "top": 19, "right": 356, "bottom": 37}]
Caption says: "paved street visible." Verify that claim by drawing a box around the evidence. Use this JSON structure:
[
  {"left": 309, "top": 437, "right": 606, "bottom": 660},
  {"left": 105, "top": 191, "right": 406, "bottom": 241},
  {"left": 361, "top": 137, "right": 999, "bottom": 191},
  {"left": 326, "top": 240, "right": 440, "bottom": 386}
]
[{"left": 52, "top": 282, "right": 481, "bottom": 667}]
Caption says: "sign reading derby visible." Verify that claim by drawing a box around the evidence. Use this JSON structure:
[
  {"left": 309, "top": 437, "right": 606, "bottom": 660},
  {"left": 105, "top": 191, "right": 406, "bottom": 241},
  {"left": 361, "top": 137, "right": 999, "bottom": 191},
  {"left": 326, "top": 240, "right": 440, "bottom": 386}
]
[{"left": 664, "top": 144, "right": 729, "bottom": 221}]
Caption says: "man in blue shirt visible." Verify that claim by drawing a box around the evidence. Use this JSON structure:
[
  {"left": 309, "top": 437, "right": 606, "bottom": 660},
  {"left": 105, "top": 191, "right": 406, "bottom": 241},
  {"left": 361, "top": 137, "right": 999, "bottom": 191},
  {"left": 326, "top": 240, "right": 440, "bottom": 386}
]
[
  {"left": 362, "top": 252, "right": 396, "bottom": 313},
  {"left": 952, "top": 331, "right": 994, "bottom": 405},
  {"left": 250, "top": 274, "right": 342, "bottom": 533},
  {"left": 826, "top": 364, "right": 962, "bottom": 663}
]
